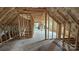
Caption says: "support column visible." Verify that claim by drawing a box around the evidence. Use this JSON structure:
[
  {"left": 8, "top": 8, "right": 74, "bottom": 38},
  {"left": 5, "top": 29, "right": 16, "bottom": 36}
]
[
  {"left": 68, "top": 23, "right": 71, "bottom": 43},
  {"left": 8, "top": 26, "right": 11, "bottom": 39},
  {"left": 58, "top": 23, "right": 61, "bottom": 39},
  {"left": 63, "top": 24, "right": 66, "bottom": 38},
  {"left": 18, "top": 15, "right": 21, "bottom": 37},
  {"left": 52, "top": 19, "right": 54, "bottom": 39},
  {"left": 0, "top": 37, "right": 2, "bottom": 43},
  {"left": 48, "top": 15, "right": 49, "bottom": 39},
  {"left": 62, "top": 23, "right": 66, "bottom": 48},
  {"left": 75, "top": 28, "right": 79, "bottom": 50},
  {"left": 67, "top": 23, "right": 71, "bottom": 50},
  {"left": 45, "top": 12, "right": 47, "bottom": 40},
  {"left": 56, "top": 23, "right": 59, "bottom": 38}
]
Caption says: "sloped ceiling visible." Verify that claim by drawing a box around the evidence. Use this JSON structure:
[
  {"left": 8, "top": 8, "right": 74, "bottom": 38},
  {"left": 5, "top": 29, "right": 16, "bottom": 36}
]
[
  {"left": 0, "top": 7, "right": 46, "bottom": 26},
  {"left": 47, "top": 7, "right": 79, "bottom": 25},
  {"left": 47, "top": 7, "right": 79, "bottom": 37},
  {"left": 0, "top": 7, "right": 79, "bottom": 27}
]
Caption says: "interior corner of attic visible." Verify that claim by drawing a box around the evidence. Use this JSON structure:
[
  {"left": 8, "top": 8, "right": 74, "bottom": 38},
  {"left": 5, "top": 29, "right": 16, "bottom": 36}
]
[{"left": 0, "top": 7, "right": 79, "bottom": 51}]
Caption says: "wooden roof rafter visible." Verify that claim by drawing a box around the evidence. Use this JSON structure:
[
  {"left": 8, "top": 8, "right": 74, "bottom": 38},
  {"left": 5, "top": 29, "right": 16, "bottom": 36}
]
[
  {"left": 0, "top": 8, "right": 15, "bottom": 22},
  {"left": 5, "top": 14, "right": 17, "bottom": 25},
  {"left": 67, "top": 10, "right": 79, "bottom": 25},
  {"left": 47, "top": 10, "right": 61, "bottom": 24},
  {"left": 54, "top": 10, "right": 66, "bottom": 24},
  {"left": 46, "top": 8, "right": 67, "bottom": 24},
  {"left": 2, "top": 12, "right": 15, "bottom": 24},
  {"left": 0, "top": 8, "right": 13, "bottom": 20},
  {"left": 15, "top": 8, "right": 46, "bottom": 14},
  {"left": 57, "top": 9, "right": 71, "bottom": 24}
]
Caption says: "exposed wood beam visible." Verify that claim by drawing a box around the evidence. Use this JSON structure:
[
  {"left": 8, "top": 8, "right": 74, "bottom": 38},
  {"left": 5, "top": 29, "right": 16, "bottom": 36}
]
[
  {"left": 6, "top": 15, "right": 17, "bottom": 25},
  {"left": 67, "top": 23, "right": 71, "bottom": 50},
  {"left": 67, "top": 10, "right": 79, "bottom": 25},
  {"left": 0, "top": 8, "right": 15, "bottom": 22},
  {"left": 52, "top": 18, "right": 54, "bottom": 39},
  {"left": 45, "top": 12, "right": 47, "bottom": 40},
  {"left": 57, "top": 10, "right": 70, "bottom": 23},
  {"left": 8, "top": 26, "right": 11, "bottom": 38},
  {"left": 47, "top": 11, "right": 61, "bottom": 24},
  {"left": 62, "top": 23, "right": 66, "bottom": 48},
  {"left": 0, "top": 8, "right": 10, "bottom": 18},
  {"left": 68, "top": 23, "right": 71, "bottom": 43},
  {"left": 46, "top": 8, "right": 67, "bottom": 24},
  {"left": 16, "top": 8, "right": 46, "bottom": 14},
  {"left": 18, "top": 15, "right": 21, "bottom": 37},
  {"left": 47, "top": 14, "right": 49, "bottom": 39},
  {"left": 63, "top": 23, "right": 66, "bottom": 38},
  {"left": 55, "top": 11, "right": 66, "bottom": 23},
  {"left": 58, "top": 23, "right": 62, "bottom": 38},
  {"left": 75, "top": 29, "right": 79, "bottom": 50},
  {"left": 2, "top": 12, "right": 15, "bottom": 24}
]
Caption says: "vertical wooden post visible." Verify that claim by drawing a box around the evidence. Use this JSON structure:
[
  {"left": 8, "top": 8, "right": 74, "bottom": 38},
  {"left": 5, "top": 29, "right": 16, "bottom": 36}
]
[
  {"left": 75, "top": 29, "right": 79, "bottom": 50},
  {"left": 63, "top": 24, "right": 66, "bottom": 38},
  {"left": 31, "top": 15, "right": 34, "bottom": 38},
  {"left": 13, "top": 25, "right": 16, "bottom": 37},
  {"left": 68, "top": 23, "right": 71, "bottom": 43},
  {"left": 58, "top": 23, "right": 61, "bottom": 39},
  {"left": 11, "top": 26, "right": 14, "bottom": 37},
  {"left": 8, "top": 26, "right": 11, "bottom": 39},
  {"left": 52, "top": 19, "right": 54, "bottom": 39},
  {"left": 18, "top": 14, "right": 21, "bottom": 37},
  {"left": 56, "top": 23, "right": 59, "bottom": 38},
  {"left": 45, "top": 12, "right": 47, "bottom": 40},
  {"left": 12, "top": 26, "right": 14, "bottom": 37},
  {"left": 48, "top": 14, "right": 49, "bottom": 40},
  {"left": 23, "top": 14, "right": 24, "bottom": 37},
  {"left": 62, "top": 23, "right": 66, "bottom": 48},
  {"left": 0, "top": 37, "right": 2, "bottom": 43},
  {"left": 67, "top": 23, "right": 71, "bottom": 50}
]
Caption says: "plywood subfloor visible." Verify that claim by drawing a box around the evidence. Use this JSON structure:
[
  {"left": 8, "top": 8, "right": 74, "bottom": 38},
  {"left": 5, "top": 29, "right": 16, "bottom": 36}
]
[
  {"left": 0, "top": 30, "right": 57, "bottom": 51},
  {"left": 0, "top": 39, "right": 64, "bottom": 51}
]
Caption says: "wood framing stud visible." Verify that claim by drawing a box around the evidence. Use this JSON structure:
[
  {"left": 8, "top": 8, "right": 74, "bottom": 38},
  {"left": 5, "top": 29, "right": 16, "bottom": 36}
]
[{"left": 45, "top": 12, "right": 47, "bottom": 40}]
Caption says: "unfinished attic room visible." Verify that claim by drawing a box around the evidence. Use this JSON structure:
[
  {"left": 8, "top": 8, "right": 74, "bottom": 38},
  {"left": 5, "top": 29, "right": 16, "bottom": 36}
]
[{"left": 0, "top": 7, "right": 79, "bottom": 51}]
